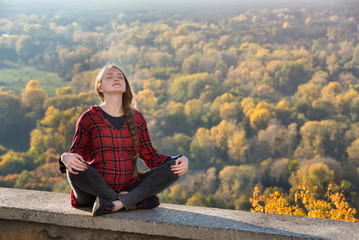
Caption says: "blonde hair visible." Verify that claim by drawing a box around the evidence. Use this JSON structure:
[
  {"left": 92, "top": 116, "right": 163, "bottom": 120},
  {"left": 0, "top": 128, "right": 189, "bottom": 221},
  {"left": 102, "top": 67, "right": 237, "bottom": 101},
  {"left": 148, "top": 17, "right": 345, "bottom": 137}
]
[{"left": 95, "top": 64, "right": 143, "bottom": 177}]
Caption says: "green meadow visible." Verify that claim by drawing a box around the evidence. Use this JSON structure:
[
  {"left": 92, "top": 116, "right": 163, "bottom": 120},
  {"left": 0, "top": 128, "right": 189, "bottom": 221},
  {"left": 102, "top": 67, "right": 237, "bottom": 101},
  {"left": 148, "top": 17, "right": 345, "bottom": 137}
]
[{"left": 0, "top": 67, "right": 66, "bottom": 96}]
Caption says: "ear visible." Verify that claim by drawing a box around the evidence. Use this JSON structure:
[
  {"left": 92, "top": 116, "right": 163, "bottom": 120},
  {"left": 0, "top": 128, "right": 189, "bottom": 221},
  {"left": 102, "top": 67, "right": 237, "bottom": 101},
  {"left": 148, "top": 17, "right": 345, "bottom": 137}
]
[{"left": 98, "top": 84, "right": 104, "bottom": 93}]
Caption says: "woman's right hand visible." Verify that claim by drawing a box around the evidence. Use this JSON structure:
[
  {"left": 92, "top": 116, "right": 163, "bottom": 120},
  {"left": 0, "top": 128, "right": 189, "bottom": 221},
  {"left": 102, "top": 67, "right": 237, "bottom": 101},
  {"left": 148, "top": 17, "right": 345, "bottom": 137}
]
[{"left": 61, "top": 152, "right": 87, "bottom": 174}]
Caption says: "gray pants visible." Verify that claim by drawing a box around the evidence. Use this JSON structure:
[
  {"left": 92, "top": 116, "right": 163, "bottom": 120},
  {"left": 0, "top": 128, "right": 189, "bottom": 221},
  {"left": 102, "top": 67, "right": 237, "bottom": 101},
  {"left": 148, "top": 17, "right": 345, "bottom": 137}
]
[{"left": 67, "top": 160, "right": 179, "bottom": 210}]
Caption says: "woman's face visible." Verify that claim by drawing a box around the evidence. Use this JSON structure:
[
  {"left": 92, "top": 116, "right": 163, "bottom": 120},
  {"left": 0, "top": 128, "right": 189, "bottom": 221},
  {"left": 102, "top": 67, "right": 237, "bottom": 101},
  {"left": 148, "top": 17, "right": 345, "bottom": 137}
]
[{"left": 98, "top": 67, "right": 126, "bottom": 95}]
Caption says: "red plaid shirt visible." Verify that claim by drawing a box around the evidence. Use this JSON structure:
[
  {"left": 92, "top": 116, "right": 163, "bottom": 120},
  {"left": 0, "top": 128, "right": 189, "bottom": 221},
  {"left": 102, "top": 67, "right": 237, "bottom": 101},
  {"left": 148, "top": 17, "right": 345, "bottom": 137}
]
[{"left": 60, "top": 105, "right": 169, "bottom": 193}]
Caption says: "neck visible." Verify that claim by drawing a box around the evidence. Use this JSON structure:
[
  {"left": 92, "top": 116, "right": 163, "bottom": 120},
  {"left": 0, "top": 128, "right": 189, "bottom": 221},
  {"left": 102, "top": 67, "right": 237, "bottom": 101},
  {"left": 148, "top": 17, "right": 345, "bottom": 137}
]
[{"left": 100, "top": 95, "right": 124, "bottom": 116}]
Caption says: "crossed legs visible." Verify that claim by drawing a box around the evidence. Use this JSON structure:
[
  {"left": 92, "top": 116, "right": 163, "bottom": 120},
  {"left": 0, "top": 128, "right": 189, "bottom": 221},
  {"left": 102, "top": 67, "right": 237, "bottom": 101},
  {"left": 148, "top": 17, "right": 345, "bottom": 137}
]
[{"left": 67, "top": 160, "right": 179, "bottom": 214}]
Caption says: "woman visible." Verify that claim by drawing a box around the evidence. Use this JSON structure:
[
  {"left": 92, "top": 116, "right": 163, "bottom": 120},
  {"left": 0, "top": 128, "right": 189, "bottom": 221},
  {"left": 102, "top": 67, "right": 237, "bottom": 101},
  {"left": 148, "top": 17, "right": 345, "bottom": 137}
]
[{"left": 59, "top": 64, "right": 189, "bottom": 216}]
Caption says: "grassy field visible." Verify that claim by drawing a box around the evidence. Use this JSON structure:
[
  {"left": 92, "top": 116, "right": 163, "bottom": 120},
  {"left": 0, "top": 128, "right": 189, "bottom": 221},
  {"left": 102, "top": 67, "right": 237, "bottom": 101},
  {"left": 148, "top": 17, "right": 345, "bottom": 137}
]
[{"left": 0, "top": 67, "right": 67, "bottom": 96}]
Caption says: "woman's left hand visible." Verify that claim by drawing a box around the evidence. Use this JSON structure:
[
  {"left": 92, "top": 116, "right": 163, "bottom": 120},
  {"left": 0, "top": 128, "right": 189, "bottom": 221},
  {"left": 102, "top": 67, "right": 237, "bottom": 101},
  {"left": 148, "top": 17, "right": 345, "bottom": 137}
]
[{"left": 171, "top": 155, "right": 189, "bottom": 176}]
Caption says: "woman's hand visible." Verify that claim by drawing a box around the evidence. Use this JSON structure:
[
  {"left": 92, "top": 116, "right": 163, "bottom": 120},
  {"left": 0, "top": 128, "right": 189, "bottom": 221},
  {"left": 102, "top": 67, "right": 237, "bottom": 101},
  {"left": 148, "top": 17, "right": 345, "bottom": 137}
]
[
  {"left": 61, "top": 152, "right": 87, "bottom": 175},
  {"left": 171, "top": 156, "right": 189, "bottom": 176}
]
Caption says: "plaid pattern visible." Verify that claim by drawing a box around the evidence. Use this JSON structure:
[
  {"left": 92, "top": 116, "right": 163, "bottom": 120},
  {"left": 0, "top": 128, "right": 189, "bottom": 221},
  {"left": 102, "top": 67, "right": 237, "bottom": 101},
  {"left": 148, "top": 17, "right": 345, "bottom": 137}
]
[{"left": 60, "top": 105, "right": 169, "bottom": 193}]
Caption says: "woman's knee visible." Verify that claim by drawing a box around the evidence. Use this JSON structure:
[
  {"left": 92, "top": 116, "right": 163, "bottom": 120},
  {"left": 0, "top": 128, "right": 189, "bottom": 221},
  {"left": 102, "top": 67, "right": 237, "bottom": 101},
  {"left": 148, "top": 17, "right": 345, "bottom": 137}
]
[{"left": 67, "top": 167, "right": 92, "bottom": 182}]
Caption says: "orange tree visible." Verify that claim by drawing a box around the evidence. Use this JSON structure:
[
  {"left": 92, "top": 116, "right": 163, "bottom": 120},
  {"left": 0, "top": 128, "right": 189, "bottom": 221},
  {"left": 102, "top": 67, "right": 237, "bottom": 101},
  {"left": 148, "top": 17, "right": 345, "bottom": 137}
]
[{"left": 250, "top": 182, "right": 358, "bottom": 222}]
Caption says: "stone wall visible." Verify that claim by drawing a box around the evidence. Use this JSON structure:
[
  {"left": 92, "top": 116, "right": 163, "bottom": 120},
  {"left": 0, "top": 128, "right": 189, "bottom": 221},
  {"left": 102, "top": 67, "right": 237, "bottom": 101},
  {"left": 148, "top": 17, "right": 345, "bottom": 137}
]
[{"left": 0, "top": 187, "right": 358, "bottom": 240}]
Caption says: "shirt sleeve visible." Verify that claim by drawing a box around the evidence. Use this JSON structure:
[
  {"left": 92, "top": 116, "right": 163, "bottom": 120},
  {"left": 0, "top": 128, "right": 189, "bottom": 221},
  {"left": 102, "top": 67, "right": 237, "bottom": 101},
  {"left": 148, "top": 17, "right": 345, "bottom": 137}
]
[
  {"left": 58, "top": 114, "right": 91, "bottom": 174},
  {"left": 69, "top": 116, "right": 91, "bottom": 156},
  {"left": 138, "top": 113, "right": 170, "bottom": 169},
  {"left": 58, "top": 157, "right": 66, "bottom": 174}
]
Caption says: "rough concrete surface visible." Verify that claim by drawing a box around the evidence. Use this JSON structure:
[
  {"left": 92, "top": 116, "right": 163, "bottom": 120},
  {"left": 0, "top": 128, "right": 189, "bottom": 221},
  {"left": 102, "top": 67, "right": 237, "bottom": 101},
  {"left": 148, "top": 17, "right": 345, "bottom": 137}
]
[{"left": 0, "top": 187, "right": 358, "bottom": 240}]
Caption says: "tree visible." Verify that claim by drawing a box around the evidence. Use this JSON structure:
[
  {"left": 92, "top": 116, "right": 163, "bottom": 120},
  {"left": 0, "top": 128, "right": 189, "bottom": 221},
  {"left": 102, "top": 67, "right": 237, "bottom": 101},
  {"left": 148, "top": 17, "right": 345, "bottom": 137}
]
[
  {"left": 136, "top": 89, "right": 158, "bottom": 115},
  {"left": 210, "top": 120, "right": 238, "bottom": 152},
  {"left": 70, "top": 69, "right": 99, "bottom": 93},
  {"left": 163, "top": 167, "right": 218, "bottom": 206},
  {"left": 257, "top": 121, "right": 297, "bottom": 161},
  {"left": 43, "top": 89, "right": 98, "bottom": 111},
  {"left": 250, "top": 108, "right": 273, "bottom": 130},
  {"left": 156, "top": 133, "right": 192, "bottom": 157},
  {"left": 190, "top": 127, "right": 212, "bottom": 169},
  {"left": 0, "top": 151, "right": 32, "bottom": 175},
  {"left": 159, "top": 101, "right": 187, "bottom": 135},
  {"left": 289, "top": 162, "right": 335, "bottom": 196},
  {"left": 274, "top": 60, "right": 313, "bottom": 95},
  {"left": 15, "top": 35, "right": 40, "bottom": 61},
  {"left": 219, "top": 102, "right": 241, "bottom": 121},
  {"left": 209, "top": 93, "right": 239, "bottom": 123},
  {"left": 227, "top": 129, "right": 248, "bottom": 163},
  {"left": 347, "top": 139, "right": 359, "bottom": 167},
  {"left": 251, "top": 182, "right": 358, "bottom": 222},
  {"left": 295, "top": 120, "right": 347, "bottom": 160},
  {"left": 15, "top": 170, "right": 36, "bottom": 189},
  {"left": 28, "top": 106, "right": 84, "bottom": 160},
  {"left": 326, "top": 54, "right": 339, "bottom": 76},
  {"left": 184, "top": 99, "right": 203, "bottom": 125},
  {"left": 294, "top": 83, "right": 321, "bottom": 101},
  {"left": 321, "top": 82, "right": 342, "bottom": 101},
  {"left": 269, "top": 158, "right": 291, "bottom": 189},
  {"left": 21, "top": 80, "right": 47, "bottom": 113},
  {"left": 0, "top": 88, "right": 33, "bottom": 151},
  {"left": 170, "top": 73, "right": 218, "bottom": 102},
  {"left": 216, "top": 165, "right": 257, "bottom": 209},
  {"left": 182, "top": 53, "right": 200, "bottom": 74},
  {"left": 241, "top": 97, "right": 256, "bottom": 118}
]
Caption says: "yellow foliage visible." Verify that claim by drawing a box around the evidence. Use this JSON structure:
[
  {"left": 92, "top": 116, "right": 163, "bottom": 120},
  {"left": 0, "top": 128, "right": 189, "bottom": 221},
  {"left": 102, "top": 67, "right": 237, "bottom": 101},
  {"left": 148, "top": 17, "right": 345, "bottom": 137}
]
[
  {"left": 241, "top": 99, "right": 274, "bottom": 130},
  {"left": 232, "top": 14, "right": 248, "bottom": 22},
  {"left": 277, "top": 99, "right": 289, "bottom": 109},
  {"left": 241, "top": 97, "right": 255, "bottom": 118},
  {"left": 136, "top": 89, "right": 158, "bottom": 113},
  {"left": 219, "top": 102, "right": 240, "bottom": 120},
  {"left": 249, "top": 108, "right": 272, "bottom": 130},
  {"left": 210, "top": 120, "right": 237, "bottom": 150},
  {"left": 250, "top": 182, "right": 358, "bottom": 222},
  {"left": 282, "top": 21, "right": 290, "bottom": 28},
  {"left": 227, "top": 129, "right": 247, "bottom": 163},
  {"left": 21, "top": 80, "right": 47, "bottom": 110}
]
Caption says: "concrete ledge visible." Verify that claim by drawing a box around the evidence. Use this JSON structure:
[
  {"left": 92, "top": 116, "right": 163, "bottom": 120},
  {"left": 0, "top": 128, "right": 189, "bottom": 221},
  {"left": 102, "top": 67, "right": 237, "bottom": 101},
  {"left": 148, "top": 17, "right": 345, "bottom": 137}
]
[{"left": 0, "top": 188, "right": 358, "bottom": 240}]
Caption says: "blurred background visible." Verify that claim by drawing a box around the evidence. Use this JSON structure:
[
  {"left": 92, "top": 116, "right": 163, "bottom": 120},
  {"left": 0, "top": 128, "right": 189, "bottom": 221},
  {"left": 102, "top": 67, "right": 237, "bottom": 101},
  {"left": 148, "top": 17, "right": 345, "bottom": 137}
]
[{"left": 0, "top": 0, "right": 359, "bottom": 216}]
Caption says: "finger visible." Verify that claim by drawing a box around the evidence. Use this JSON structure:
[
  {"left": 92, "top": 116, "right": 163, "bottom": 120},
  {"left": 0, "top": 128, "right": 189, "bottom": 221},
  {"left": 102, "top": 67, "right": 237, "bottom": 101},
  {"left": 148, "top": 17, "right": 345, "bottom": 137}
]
[
  {"left": 67, "top": 168, "right": 78, "bottom": 175},
  {"left": 70, "top": 160, "right": 87, "bottom": 169},
  {"left": 171, "top": 164, "right": 187, "bottom": 171},
  {"left": 174, "top": 170, "right": 185, "bottom": 176},
  {"left": 171, "top": 161, "right": 183, "bottom": 168},
  {"left": 73, "top": 158, "right": 87, "bottom": 168},
  {"left": 71, "top": 161, "right": 87, "bottom": 169},
  {"left": 71, "top": 164, "right": 87, "bottom": 171},
  {"left": 172, "top": 167, "right": 185, "bottom": 174},
  {"left": 171, "top": 165, "right": 182, "bottom": 171},
  {"left": 75, "top": 153, "right": 85, "bottom": 162}
]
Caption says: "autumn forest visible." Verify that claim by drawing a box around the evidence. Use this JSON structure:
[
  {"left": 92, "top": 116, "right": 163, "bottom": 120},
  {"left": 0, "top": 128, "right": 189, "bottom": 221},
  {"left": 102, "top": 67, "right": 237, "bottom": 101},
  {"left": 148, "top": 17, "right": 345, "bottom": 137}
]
[{"left": 1, "top": 0, "right": 359, "bottom": 219}]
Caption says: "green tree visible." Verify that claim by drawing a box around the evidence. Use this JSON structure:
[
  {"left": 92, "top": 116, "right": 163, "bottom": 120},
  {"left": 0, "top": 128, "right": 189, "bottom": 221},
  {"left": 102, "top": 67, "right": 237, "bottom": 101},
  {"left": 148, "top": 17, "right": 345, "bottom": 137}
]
[
  {"left": 0, "top": 88, "right": 33, "bottom": 151},
  {"left": 170, "top": 73, "right": 218, "bottom": 102},
  {"left": 0, "top": 151, "right": 32, "bottom": 175},
  {"left": 15, "top": 170, "right": 36, "bottom": 189}
]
